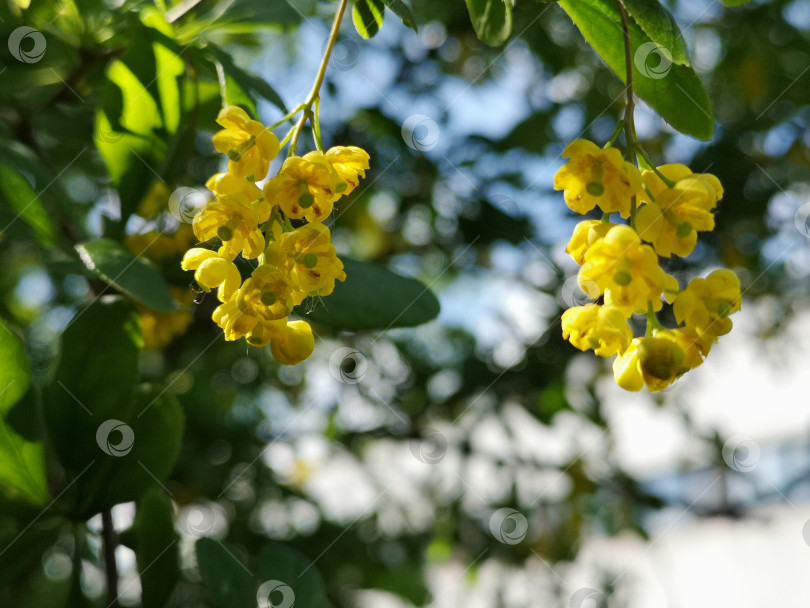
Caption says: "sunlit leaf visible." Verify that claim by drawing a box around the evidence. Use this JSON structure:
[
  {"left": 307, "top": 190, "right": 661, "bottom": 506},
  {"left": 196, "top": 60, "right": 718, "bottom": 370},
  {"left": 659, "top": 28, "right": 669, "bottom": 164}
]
[
  {"left": 0, "top": 164, "right": 55, "bottom": 247},
  {"left": 353, "top": 0, "right": 385, "bottom": 39},
  {"left": 465, "top": 0, "right": 513, "bottom": 46}
]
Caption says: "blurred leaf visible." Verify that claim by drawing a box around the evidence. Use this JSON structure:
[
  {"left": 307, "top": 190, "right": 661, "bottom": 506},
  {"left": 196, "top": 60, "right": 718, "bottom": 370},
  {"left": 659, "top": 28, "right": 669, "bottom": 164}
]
[
  {"left": 196, "top": 538, "right": 255, "bottom": 608},
  {"left": 381, "top": 0, "right": 417, "bottom": 30},
  {"left": 465, "top": 0, "right": 513, "bottom": 46},
  {"left": 256, "top": 543, "right": 331, "bottom": 608},
  {"left": 102, "top": 384, "right": 184, "bottom": 507},
  {"left": 43, "top": 297, "right": 141, "bottom": 475},
  {"left": 0, "top": 318, "right": 46, "bottom": 505},
  {"left": 134, "top": 487, "right": 180, "bottom": 608},
  {"left": 297, "top": 257, "right": 440, "bottom": 330},
  {"left": 622, "top": 0, "right": 690, "bottom": 66},
  {"left": 0, "top": 164, "right": 55, "bottom": 247},
  {"left": 352, "top": 0, "right": 385, "bottom": 39},
  {"left": 458, "top": 199, "right": 533, "bottom": 245},
  {"left": 76, "top": 239, "right": 177, "bottom": 313},
  {"left": 722, "top": 0, "right": 751, "bottom": 5},
  {"left": 558, "top": 0, "right": 714, "bottom": 140},
  {"left": 209, "top": 45, "right": 286, "bottom": 113}
]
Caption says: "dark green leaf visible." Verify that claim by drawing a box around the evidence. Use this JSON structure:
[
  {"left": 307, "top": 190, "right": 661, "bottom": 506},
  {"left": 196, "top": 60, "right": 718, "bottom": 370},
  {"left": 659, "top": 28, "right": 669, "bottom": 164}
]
[
  {"left": 0, "top": 319, "right": 30, "bottom": 416},
  {"left": 209, "top": 45, "right": 287, "bottom": 113},
  {"left": 43, "top": 297, "right": 141, "bottom": 476},
  {"left": 559, "top": 0, "right": 714, "bottom": 140},
  {"left": 352, "top": 0, "right": 385, "bottom": 39},
  {"left": 134, "top": 488, "right": 180, "bottom": 608},
  {"left": 256, "top": 543, "right": 331, "bottom": 608},
  {"left": 0, "top": 164, "right": 56, "bottom": 247},
  {"left": 196, "top": 538, "right": 255, "bottom": 608},
  {"left": 102, "top": 385, "right": 185, "bottom": 507},
  {"left": 296, "top": 257, "right": 440, "bottom": 331},
  {"left": 465, "top": 0, "right": 513, "bottom": 46},
  {"left": 721, "top": 0, "right": 751, "bottom": 5},
  {"left": 76, "top": 239, "right": 177, "bottom": 313},
  {"left": 622, "top": 0, "right": 690, "bottom": 66},
  {"left": 381, "top": 0, "right": 417, "bottom": 31}
]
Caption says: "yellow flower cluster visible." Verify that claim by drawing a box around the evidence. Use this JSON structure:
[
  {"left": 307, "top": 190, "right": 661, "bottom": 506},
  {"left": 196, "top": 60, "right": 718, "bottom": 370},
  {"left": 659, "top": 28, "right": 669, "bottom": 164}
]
[
  {"left": 181, "top": 106, "right": 369, "bottom": 364},
  {"left": 556, "top": 139, "right": 741, "bottom": 392}
]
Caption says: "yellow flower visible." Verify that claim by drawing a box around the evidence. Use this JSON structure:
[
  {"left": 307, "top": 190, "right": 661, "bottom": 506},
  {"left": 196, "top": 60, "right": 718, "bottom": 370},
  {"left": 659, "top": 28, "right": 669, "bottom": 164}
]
[
  {"left": 270, "top": 223, "right": 347, "bottom": 296},
  {"left": 554, "top": 139, "right": 642, "bottom": 218},
  {"left": 181, "top": 248, "right": 242, "bottom": 302},
  {"left": 193, "top": 193, "right": 269, "bottom": 261},
  {"left": 635, "top": 164, "right": 722, "bottom": 258},
  {"left": 566, "top": 220, "right": 616, "bottom": 265},
  {"left": 263, "top": 153, "right": 338, "bottom": 223},
  {"left": 270, "top": 320, "right": 315, "bottom": 365},
  {"left": 136, "top": 181, "right": 171, "bottom": 219},
  {"left": 212, "top": 106, "right": 280, "bottom": 181},
  {"left": 211, "top": 298, "right": 286, "bottom": 346},
  {"left": 205, "top": 172, "right": 265, "bottom": 204},
  {"left": 612, "top": 335, "right": 682, "bottom": 392},
  {"left": 561, "top": 304, "right": 633, "bottom": 357},
  {"left": 325, "top": 146, "right": 370, "bottom": 198},
  {"left": 673, "top": 269, "right": 741, "bottom": 337},
  {"left": 579, "top": 225, "right": 677, "bottom": 313},
  {"left": 236, "top": 264, "right": 300, "bottom": 323},
  {"left": 138, "top": 287, "right": 194, "bottom": 349}
]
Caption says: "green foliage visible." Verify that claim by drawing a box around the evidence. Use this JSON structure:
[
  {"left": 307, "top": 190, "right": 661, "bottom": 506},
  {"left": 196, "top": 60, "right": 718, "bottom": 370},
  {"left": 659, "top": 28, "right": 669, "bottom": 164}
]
[
  {"left": 196, "top": 539, "right": 256, "bottom": 608},
  {"left": 558, "top": 0, "right": 714, "bottom": 139},
  {"left": 353, "top": 0, "right": 386, "bottom": 39},
  {"left": 622, "top": 0, "right": 690, "bottom": 66},
  {"left": 134, "top": 488, "right": 180, "bottom": 608},
  {"left": 0, "top": 165, "right": 55, "bottom": 248},
  {"left": 465, "top": 0, "right": 514, "bottom": 46},
  {"left": 76, "top": 240, "right": 177, "bottom": 313},
  {"left": 299, "top": 257, "right": 440, "bottom": 330}
]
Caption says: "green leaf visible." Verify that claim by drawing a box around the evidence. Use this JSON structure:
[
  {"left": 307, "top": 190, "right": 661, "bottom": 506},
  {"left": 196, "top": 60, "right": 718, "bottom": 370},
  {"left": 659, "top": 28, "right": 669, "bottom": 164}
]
[
  {"left": 0, "top": 319, "right": 46, "bottom": 505},
  {"left": 558, "top": 0, "right": 714, "bottom": 140},
  {"left": 256, "top": 543, "right": 331, "bottom": 608},
  {"left": 0, "top": 164, "right": 56, "bottom": 247},
  {"left": 102, "top": 384, "right": 185, "bottom": 507},
  {"left": 209, "top": 45, "right": 287, "bottom": 113},
  {"left": 352, "top": 0, "right": 385, "bottom": 39},
  {"left": 296, "top": 257, "right": 440, "bottom": 331},
  {"left": 134, "top": 488, "right": 180, "bottom": 608},
  {"left": 76, "top": 239, "right": 177, "bottom": 313},
  {"left": 721, "top": 0, "right": 751, "bottom": 5},
  {"left": 381, "top": 0, "right": 417, "bottom": 31},
  {"left": 622, "top": 0, "right": 690, "bottom": 66},
  {"left": 465, "top": 0, "right": 513, "bottom": 46},
  {"left": 43, "top": 297, "right": 141, "bottom": 476},
  {"left": 196, "top": 538, "right": 255, "bottom": 608}
]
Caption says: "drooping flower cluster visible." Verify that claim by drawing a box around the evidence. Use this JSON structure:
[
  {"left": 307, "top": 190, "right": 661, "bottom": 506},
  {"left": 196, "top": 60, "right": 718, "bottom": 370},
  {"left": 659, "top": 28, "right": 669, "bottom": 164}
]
[
  {"left": 556, "top": 139, "right": 741, "bottom": 392},
  {"left": 181, "top": 106, "right": 370, "bottom": 364}
]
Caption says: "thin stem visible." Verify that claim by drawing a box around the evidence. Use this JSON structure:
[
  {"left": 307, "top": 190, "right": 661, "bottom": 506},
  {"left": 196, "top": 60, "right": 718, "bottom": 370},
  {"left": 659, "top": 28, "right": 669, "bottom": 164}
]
[
  {"left": 101, "top": 509, "right": 119, "bottom": 608},
  {"left": 288, "top": 0, "right": 349, "bottom": 156},
  {"left": 603, "top": 120, "right": 625, "bottom": 148},
  {"left": 615, "top": 0, "right": 637, "bottom": 161},
  {"left": 266, "top": 103, "right": 307, "bottom": 131}
]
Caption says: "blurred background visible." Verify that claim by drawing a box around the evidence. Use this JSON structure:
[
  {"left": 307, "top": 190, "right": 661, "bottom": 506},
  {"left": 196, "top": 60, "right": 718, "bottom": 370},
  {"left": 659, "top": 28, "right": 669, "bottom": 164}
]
[{"left": 2, "top": 0, "right": 810, "bottom": 606}]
